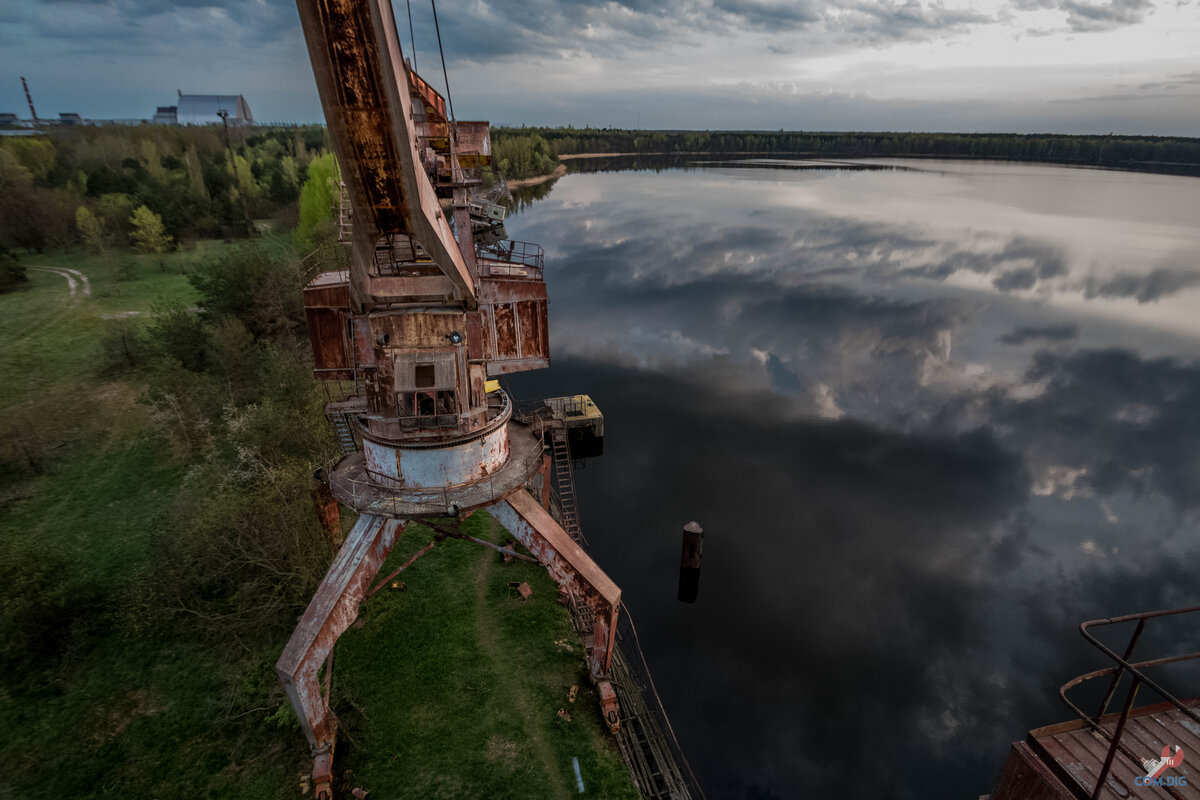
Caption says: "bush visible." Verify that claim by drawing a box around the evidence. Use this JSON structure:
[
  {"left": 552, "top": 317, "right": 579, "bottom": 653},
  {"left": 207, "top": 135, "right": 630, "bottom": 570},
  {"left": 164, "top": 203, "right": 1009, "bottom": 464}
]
[
  {"left": 0, "top": 538, "right": 105, "bottom": 689},
  {"left": 188, "top": 242, "right": 304, "bottom": 340},
  {"left": 99, "top": 318, "right": 151, "bottom": 372},
  {"left": 150, "top": 302, "right": 210, "bottom": 372},
  {"left": 0, "top": 244, "right": 27, "bottom": 293}
]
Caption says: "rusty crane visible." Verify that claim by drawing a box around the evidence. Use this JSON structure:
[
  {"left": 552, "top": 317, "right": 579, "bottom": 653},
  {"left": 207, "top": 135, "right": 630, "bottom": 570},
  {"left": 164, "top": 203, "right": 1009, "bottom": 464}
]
[{"left": 277, "top": 1, "right": 622, "bottom": 796}]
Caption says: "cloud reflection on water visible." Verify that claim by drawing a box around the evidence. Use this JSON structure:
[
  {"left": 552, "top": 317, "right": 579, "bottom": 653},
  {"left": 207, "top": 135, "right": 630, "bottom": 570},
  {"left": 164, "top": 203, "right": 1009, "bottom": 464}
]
[{"left": 504, "top": 162, "right": 1200, "bottom": 799}]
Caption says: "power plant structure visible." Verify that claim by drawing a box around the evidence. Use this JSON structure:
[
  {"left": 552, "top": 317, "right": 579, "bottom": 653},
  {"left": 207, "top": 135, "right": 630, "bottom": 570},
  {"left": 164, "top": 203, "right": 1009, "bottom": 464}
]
[{"left": 274, "top": 1, "right": 703, "bottom": 798}]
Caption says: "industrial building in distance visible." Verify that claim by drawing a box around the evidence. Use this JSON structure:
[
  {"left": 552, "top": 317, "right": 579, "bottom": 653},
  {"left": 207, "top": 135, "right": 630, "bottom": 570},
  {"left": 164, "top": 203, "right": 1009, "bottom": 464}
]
[{"left": 1, "top": 86, "right": 254, "bottom": 131}]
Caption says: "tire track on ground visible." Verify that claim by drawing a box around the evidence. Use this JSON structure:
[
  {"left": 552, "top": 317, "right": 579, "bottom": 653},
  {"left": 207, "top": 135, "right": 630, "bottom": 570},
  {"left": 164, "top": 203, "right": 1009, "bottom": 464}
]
[
  {"left": 28, "top": 266, "right": 91, "bottom": 301},
  {"left": 473, "top": 517, "right": 571, "bottom": 800}
]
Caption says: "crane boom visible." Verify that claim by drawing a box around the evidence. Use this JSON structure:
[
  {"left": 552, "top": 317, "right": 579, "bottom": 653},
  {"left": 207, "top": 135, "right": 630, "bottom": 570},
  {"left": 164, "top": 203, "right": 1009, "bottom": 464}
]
[{"left": 294, "top": 0, "right": 475, "bottom": 307}]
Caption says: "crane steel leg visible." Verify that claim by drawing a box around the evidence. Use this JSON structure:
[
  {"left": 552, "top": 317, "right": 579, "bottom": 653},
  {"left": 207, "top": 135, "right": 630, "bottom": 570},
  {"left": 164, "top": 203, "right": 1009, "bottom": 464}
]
[
  {"left": 489, "top": 488, "right": 621, "bottom": 678},
  {"left": 276, "top": 514, "right": 405, "bottom": 799}
]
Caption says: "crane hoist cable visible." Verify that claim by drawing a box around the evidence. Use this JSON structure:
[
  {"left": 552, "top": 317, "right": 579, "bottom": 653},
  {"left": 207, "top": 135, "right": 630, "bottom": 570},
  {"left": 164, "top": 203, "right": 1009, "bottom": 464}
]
[
  {"left": 430, "top": 0, "right": 456, "bottom": 123},
  {"left": 405, "top": 0, "right": 417, "bottom": 74}
]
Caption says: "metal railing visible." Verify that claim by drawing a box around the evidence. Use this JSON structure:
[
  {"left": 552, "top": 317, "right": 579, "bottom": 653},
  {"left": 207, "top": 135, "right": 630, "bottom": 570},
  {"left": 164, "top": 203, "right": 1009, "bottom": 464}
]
[
  {"left": 439, "top": 165, "right": 483, "bottom": 186},
  {"left": 476, "top": 239, "right": 545, "bottom": 276},
  {"left": 1059, "top": 605, "right": 1200, "bottom": 799},
  {"left": 323, "top": 435, "right": 544, "bottom": 519},
  {"left": 314, "top": 370, "right": 361, "bottom": 406},
  {"left": 379, "top": 388, "right": 512, "bottom": 440}
]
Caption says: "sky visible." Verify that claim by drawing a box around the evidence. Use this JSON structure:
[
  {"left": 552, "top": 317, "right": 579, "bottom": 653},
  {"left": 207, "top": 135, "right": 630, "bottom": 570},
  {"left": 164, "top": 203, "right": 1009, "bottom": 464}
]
[{"left": 1, "top": 0, "right": 1197, "bottom": 135}]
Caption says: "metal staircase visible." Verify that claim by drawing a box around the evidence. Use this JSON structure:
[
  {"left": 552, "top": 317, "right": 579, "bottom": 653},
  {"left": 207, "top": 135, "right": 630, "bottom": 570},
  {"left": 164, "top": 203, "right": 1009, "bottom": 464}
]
[
  {"left": 550, "top": 424, "right": 586, "bottom": 545},
  {"left": 325, "top": 399, "right": 366, "bottom": 456}
]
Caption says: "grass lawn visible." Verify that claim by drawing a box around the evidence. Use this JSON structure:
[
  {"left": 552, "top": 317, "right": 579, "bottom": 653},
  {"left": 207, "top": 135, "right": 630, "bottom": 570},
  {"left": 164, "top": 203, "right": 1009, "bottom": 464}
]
[{"left": 335, "top": 512, "right": 637, "bottom": 800}]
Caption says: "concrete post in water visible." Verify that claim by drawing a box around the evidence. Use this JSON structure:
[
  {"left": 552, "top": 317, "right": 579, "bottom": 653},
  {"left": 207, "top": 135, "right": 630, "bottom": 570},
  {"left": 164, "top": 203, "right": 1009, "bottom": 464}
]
[{"left": 678, "top": 521, "right": 703, "bottom": 603}]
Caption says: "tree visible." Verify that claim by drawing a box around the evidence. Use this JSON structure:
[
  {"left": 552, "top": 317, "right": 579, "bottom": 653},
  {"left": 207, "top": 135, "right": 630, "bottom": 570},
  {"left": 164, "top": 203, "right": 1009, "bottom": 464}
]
[
  {"left": 129, "top": 204, "right": 173, "bottom": 266},
  {"left": 188, "top": 242, "right": 304, "bottom": 340},
  {"left": 75, "top": 206, "right": 106, "bottom": 253},
  {"left": 0, "top": 244, "right": 27, "bottom": 293},
  {"left": 293, "top": 153, "right": 338, "bottom": 253}
]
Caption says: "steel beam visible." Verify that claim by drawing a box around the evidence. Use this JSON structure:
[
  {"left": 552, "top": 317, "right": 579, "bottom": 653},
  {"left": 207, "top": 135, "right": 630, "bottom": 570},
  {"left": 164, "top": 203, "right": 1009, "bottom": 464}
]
[
  {"left": 489, "top": 488, "right": 621, "bottom": 678},
  {"left": 276, "top": 513, "right": 404, "bottom": 797}
]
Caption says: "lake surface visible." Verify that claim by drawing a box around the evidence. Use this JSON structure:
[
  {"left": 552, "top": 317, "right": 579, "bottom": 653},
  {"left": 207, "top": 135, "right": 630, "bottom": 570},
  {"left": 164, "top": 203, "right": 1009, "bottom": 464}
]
[{"left": 502, "top": 159, "right": 1200, "bottom": 799}]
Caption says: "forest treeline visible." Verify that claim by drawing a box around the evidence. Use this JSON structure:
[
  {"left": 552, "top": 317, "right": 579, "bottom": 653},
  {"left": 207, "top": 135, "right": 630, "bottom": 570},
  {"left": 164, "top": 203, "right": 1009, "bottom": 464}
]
[
  {"left": 0, "top": 125, "right": 329, "bottom": 256},
  {"left": 493, "top": 127, "right": 1200, "bottom": 177}
]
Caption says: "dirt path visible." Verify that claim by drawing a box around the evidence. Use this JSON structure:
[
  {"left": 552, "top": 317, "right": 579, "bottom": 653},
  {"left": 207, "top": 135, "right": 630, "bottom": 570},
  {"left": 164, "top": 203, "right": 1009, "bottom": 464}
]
[
  {"left": 473, "top": 518, "right": 571, "bottom": 800},
  {"left": 29, "top": 266, "right": 92, "bottom": 300}
]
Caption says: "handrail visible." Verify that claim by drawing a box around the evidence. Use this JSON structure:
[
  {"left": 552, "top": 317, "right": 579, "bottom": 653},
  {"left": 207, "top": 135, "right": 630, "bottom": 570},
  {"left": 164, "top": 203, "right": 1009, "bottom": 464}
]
[
  {"left": 1058, "top": 605, "right": 1200, "bottom": 799},
  {"left": 476, "top": 238, "right": 544, "bottom": 272}
]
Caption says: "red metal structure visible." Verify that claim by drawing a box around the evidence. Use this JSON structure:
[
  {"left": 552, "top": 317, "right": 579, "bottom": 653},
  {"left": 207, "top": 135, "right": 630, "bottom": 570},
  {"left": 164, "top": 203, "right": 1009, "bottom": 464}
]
[
  {"left": 20, "top": 77, "right": 39, "bottom": 129},
  {"left": 989, "top": 606, "right": 1200, "bottom": 799},
  {"left": 278, "top": 1, "right": 622, "bottom": 797}
]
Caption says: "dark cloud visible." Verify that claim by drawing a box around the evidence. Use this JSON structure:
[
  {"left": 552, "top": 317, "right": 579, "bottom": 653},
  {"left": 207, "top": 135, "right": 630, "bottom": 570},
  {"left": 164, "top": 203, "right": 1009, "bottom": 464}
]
[
  {"left": 1083, "top": 267, "right": 1200, "bottom": 303},
  {"left": 711, "top": 0, "right": 821, "bottom": 29},
  {"left": 13, "top": 0, "right": 299, "bottom": 49},
  {"left": 827, "top": 0, "right": 991, "bottom": 43},
  {"left": 987, "top": 348, "right": 1200, "bottom": 513},
  {"left": 998, "top": 323, "right": 1079, "bottom": 345},
  {"left": 993, "top": 266, "right": 1040, "bottom": 290},
  {"left": 1013, "top": 0, "right": 1156, "bottom": 31},
  {"left": 895, "top": 235, "right": 1069, "bottom": 292},
  {"left": 1061, "top": 0, "right": 1156, "bottom": 30}
]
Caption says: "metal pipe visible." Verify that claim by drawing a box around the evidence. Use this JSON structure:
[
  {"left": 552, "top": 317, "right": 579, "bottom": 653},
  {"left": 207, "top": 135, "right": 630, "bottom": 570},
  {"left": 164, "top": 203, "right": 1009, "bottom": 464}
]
[
  {"left": 1092, "top": 675, "right": 1140, "bottom": 800},
  {"left": 366, "top": 536, "right": 441, "bottom": 598},
  {"left": 1094, "top": 617, "right": 1146, "bottom": 721},
  {"left": 426, "top": 520, "right": 538, "bottom": 563}
]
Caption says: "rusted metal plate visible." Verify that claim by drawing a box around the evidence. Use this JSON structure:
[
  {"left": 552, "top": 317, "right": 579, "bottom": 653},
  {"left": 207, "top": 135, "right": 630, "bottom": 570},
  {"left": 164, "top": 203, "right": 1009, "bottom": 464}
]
[
  {"left": 486, "top": 358, "right": 550, "bottom": 376},
  {"left": 991, "top": 742, "right": 1076, "bottom": 800},
  {"left": 371, "top": 309, "right": 465, "bottom": 349},
  {"left": 365, "top": 275, "right": 456, "bottom": 305},
  {"left": 304, "top": 270, "right": 351, "bottom": 308},
  {"left": 492, "top": 303, "right": 516, "bottom": 357},
  {"left": 454, "top": 122, "right": 491, "bottom": 166},
  {"left": 478, "top": 276, "right": 548, "bottom": 304},
  {"left": 476, "top": 278, "right": 549, "bottom": 372},
  {"left": 515, "top": 300, "right": 544, "bottom": 359},
  {"left": 1024, "top": 699, "right": 1200, "bottom": 799},
  {"left": 465, "top": 312, "right": 484, "bottom": 361},
  {"left": 306, "top": 308, "right": 352, "bottom": 376}
]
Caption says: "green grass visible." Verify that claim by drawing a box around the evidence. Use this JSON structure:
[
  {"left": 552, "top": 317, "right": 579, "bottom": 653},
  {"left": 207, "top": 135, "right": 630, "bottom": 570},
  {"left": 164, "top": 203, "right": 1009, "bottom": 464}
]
[{"left": 335, "top": 513, "right": 637, "bottom": 800}]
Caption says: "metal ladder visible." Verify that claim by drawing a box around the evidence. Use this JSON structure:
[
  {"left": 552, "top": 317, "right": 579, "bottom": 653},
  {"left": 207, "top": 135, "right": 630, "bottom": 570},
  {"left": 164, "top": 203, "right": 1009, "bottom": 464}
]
[
  {"left": 550, "top": 424, "right": 586, "bottom": 545},
  {"left": 337, "top": 180, "right": 353, "bottom": 242},
  {"left": 330, "top": 412, "right": 357, "bottom": 455}
]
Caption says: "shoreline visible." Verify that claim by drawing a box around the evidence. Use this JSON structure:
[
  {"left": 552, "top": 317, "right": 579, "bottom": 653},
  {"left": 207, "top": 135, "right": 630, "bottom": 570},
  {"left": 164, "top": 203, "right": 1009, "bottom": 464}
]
[{"left": 506, "top": 163, "right": 567, "bottom": 187}]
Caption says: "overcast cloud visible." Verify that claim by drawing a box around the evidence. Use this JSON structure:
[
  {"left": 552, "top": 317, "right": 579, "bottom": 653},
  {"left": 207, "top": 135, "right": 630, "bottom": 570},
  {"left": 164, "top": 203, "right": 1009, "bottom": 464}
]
[{"left": 1, "top": 0, "right": 1196, "bottom": 134}]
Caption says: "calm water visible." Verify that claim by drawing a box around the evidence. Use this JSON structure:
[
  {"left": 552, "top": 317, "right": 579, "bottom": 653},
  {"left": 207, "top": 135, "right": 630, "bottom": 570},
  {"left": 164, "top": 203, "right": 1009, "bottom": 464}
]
[{"left": 503, "top": 159, "right": 1200, "bottom": 799}]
